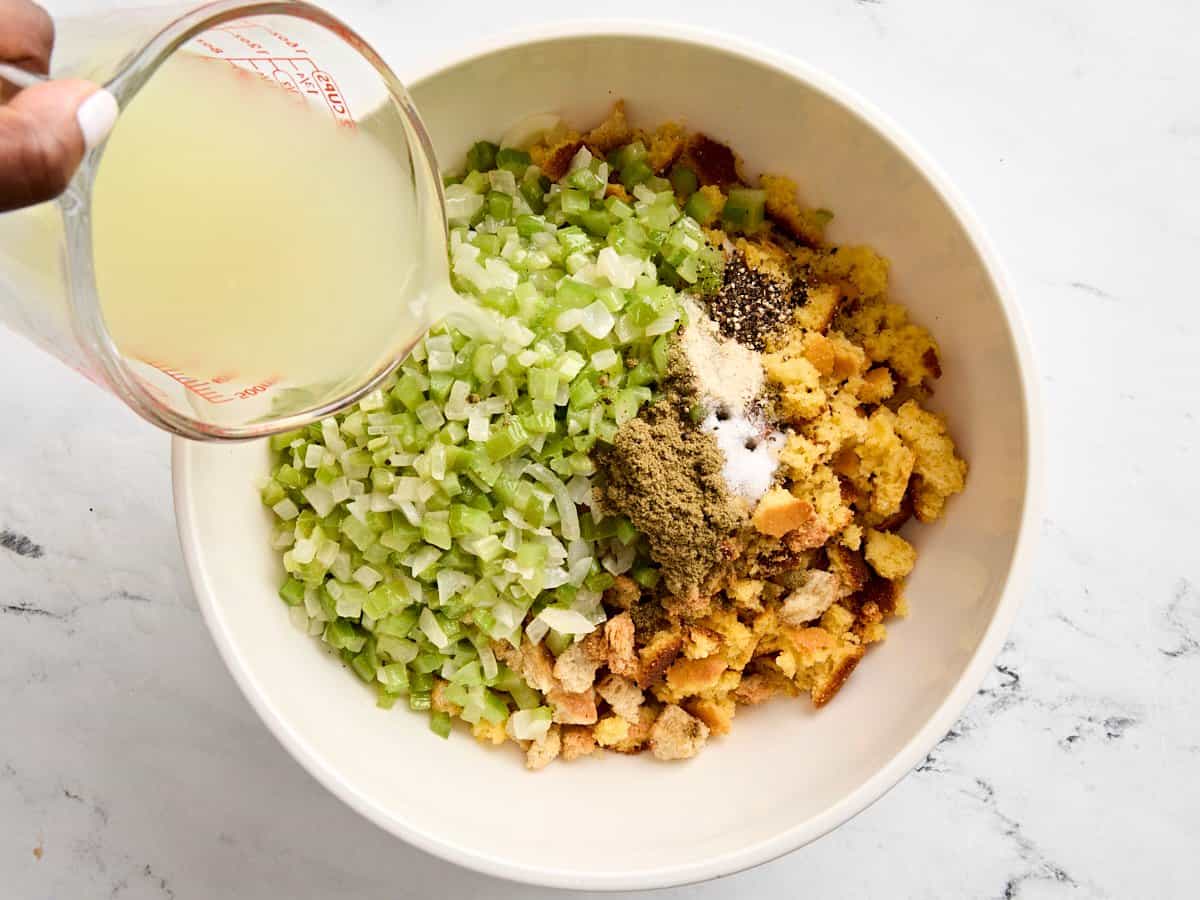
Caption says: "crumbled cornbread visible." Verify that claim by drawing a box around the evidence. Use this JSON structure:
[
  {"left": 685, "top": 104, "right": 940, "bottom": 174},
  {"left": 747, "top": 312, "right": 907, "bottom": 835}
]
[
  {"left": 583, "top": 99, "right": 633, "bottom": 154},
  {"left": 864, "top": 529, "right": 917, "bottom": 580}
]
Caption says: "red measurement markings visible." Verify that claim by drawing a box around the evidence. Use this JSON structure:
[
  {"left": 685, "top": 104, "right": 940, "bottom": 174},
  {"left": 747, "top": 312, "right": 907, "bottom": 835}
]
[
  {"left": 212, "top": 26, "right": 271, "bottom": 56},
  {"left": 194, "top": 38, "right": 224, "bottom": 56},
  {"left": 219, "top": 23, "right": 310, "bottom": 54},
  {"left": 149, "top": 364, "right": 280, "bottom": 405},
  {"left": 216, "top": 57, "right": 355, "bottom": 126}
]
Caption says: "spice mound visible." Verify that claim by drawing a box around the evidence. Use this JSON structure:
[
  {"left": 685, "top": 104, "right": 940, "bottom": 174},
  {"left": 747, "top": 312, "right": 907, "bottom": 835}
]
[{"left": 594, "top": 401, "right": 745, "bottom": 597}]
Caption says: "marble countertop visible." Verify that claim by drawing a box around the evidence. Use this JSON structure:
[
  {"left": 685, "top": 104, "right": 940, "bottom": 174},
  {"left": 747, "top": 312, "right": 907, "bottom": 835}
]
[{"left": 3, "top": 0, "right": 1198, "bottom": 897}]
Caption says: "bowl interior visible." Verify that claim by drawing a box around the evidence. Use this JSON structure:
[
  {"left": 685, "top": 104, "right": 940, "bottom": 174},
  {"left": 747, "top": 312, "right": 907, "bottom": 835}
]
[{"left": 174, "top": 31, "right": 1032, "bottom": 890}]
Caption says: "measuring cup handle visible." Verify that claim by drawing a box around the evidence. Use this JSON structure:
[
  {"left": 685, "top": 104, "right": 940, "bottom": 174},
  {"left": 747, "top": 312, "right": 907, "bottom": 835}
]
[{"left": 0, "top": 62, "right": 48, "bottom": 91}]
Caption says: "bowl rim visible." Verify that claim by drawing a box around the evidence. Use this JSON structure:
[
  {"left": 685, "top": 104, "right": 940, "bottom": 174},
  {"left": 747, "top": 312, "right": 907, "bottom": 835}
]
[{"left": 171, "top": 19, "right": 1043, "bottom": 892}]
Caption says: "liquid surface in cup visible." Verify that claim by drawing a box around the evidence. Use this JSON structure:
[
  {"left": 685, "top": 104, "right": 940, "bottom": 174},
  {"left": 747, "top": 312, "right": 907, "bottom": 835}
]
[{"left": 92, "top": 52, "right": 427, "bottom": 391}]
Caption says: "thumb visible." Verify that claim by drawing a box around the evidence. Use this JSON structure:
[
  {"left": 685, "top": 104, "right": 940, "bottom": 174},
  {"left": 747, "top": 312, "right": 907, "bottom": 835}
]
[{"left": 0, "top": 79, "right": 117, "bottom": 212}]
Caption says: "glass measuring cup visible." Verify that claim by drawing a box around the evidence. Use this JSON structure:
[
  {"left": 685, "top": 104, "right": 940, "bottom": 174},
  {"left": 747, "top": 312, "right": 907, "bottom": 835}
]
[{"left": 0, "top": 0, "right": 449, "bottom": 440}]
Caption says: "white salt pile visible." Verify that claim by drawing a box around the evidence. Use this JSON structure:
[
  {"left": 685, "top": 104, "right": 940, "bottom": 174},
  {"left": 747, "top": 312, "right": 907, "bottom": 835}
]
[{"left": 680, "top": 296, "right": 781, "bottom": 503}]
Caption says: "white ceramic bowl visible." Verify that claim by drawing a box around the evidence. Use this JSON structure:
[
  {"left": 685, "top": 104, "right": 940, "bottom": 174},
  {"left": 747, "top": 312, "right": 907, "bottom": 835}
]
[{"left": 173, "top": 23, "right": 1040, "bottom": 891}]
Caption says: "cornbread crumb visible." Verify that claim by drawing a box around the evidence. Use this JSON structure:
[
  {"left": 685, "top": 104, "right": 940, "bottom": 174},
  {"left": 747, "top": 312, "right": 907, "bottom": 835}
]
[
  {"left": 553, "top": 631, "right": 605, "bottom": 693},
  {"left": 690, "top": 184, "right": 726, "bottom": 226},
  {"left": 838, "top": 296, "right": 941, "bottom": 387},
  {"left": 584, "top": 100, "right": 633, "bottom": 154},
  {"left": 604, "top": 612, "right": 638, "bottom": 678},
  {"left": 473, "top": 719, "right": 507, "bottom": 746},
  {"left": 752, "top": 487, "right": 814, "bottom": 538},
  {"left": 561, "top": 725, "right": 597, "bottom": 761},
  {"left": 646, "top": 121, "right": 686, "bottom": 172},
  {"left": 794, "top": 284, "right": 840, "bottom": 333},
  {"left": 780, "top": 570, "right": 840, "bottom": 625},
  {"left": 864, "top": 529, "right": 917, "bottom": 580},
  {"left": 686, "top": 695, "right": 737, "bottom": 736},
  {"left": 665, "top": 656, "right": 728, "bottom": 696},
  {"left": 597, "top": 674, "right": 645, "bottom": 722},
  {"left": 525, "top": 725, "right": 562, "bottom": 770},
  {"left": 594, "top": 714, "right": 632, "bottom": 748},
  {"left": 895, "top": 401, "right": 967, "bottom": 522},
  {"left": 760, "top": 173, "right": 829, "bottom": 246},
  {"left": 856, "top": 407, "right": 916, "bottom": 518},
  {"left": 519, "top": 636, "right": 558, "bottom": 693},
  {"left": 548, "top": 687, "right": 598, "bottom": 725},
  {"left": 650, "top": 705, "right": 710, "bottom": 760}
]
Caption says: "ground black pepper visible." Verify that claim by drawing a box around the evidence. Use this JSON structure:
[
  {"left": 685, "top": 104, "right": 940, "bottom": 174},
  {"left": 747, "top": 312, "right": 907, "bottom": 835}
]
[{"left": 708, "top": 251, "right": 805, "bottom": 350}]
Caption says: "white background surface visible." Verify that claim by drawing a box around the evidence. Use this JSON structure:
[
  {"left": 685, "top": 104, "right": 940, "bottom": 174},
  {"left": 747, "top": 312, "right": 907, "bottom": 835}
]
[{"left": 2, "top": 1, "right": 1198, "bottom": 897}]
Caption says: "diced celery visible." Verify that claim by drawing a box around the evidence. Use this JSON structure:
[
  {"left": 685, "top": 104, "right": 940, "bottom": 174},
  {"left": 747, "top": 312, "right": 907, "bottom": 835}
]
[
  {"left": 465, "top": 140, "right": 498, "bottom": 173},
  {"left": 722, "top": 188, "right": 767, "bottom": 232}
]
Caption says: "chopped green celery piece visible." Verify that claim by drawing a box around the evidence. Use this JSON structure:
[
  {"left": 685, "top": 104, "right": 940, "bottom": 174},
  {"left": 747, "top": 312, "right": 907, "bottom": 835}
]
[
  {"left": 350, "top": 641, "right": 379, "bottom": 683},
  {"left": 527, "top": 367, "right": 559, "bottom": 401},
  {"left": 614, "top": 516, "right": 639, "bottom": 545},
  {"left": 516, "top": 214, "right": 549, "bottom": 237},
  {"left": 585, "top": 571, "right": 615, "bottom": 592},
  {"left": 275, "top": 463, "right": 308, "bottom": 490},
  {"left": 520, "top": 407, "right": 556, "bottom": 435},
  {"left": 462, "top": 170, "right": 488, "bottom": 193},
  {"left": 260, "top": 479, "right": 287, "bottom": 507},
  {"left": 625, "top": 359, "right": 657, "bottom": 388},
  {"left": 428, "top": 373, "right": 454, "bottom": 404},
  {"left": 669, "top": 164, "right": 698, "bottom": 198},
  {"left": 487, "top": 190, "right": 514, "bottom": 220},
  {"left": 722, "top": 187, "right": 767, "bottom": 231},
  {"left": 278, "top": 577, "right": 306, "bottom": 606},
  {"left": 411, "top": 651, "right": 443, "bottom": 675},
  {"left": 566, "top": 166, "right": 603, "bottom": 192},
  {"left": 561, "top": 189, "right": 590, "bottom": 215},
  {"left": 604, "top": 195, "right": 633, "bottom": 219},
  {"left": 453, "top": 659, "right": 484, "bottom": 686},
  {"left": 569, "top": 377, "right": 600, "bottom": 408},
  {"left": 340, "top": 515, "right": 376, "bottom": 551},
  {"left": 651, "top": 334, "right": 671, "bottom": 374},
  {"left": 516, "top": 541, "right": 548, "bottom": 570},
  {"left": 429, "top": 710, "right": 453, "bottom": 738},
  {"left": 391, "top": 374, "right": 426, "bottom": 411},
  {"left": 381, "top": 523, "right": 420, "bottom": 553},
  {"left": 632, "top": 565, "right": 661, "bottom": 589},
  {"left": 377, "top": 608, "right": 419, "bottom": 638},
  {"left": 496, "top": 147, "right": 532, "bottom": 174},
  {"left": 508, "top": 682, "right": 542, "bottom": 710},
  {"left": 375, "top": 686, "right": 398, "bottom": 709},
  {"left": 465, "top": 140, "right": 498, "bottom": 173},
  {"left": 545, "top": 629, "right": 571, "bottom": 657},
  {"left": 620, "top": 159, "right": 654, "bottom": 189},
  {"left": 576, "top": 208, "right": 615, "bottom": 237},
  {"left": 480, "top": 688, "right": 510, "bottom": 724},
  {"left": 409, "top": 692, "right": 432, "bottom": 712},
  {"left": 684, "top": 189, "right": 718, "bottom": 225},
  {"left": 421, "top": 513, "right": 453, "bottom": 551},
  {"left": 270, "top": 428, "right": 307, "bottom": 452},
  {"left": 324, "top": 619, "right": 367, "bottom": 653},
  {"left": 556, "top": 277, "right": 595, "bottom": 308},
  {"left": 486, "top": 417, "right": 529, "bottom": 461},
  {"left": 377, "top": 662, "right": 410, "bottom": 693},
  {"left": 449, "top": 504, "right": 491, "bottom": 538},
  {"left": 520, "top": 173, "right": 549, "bottom": 213},
  {"left": 611, "top": 141, "right": 647, "bottom": 169}
]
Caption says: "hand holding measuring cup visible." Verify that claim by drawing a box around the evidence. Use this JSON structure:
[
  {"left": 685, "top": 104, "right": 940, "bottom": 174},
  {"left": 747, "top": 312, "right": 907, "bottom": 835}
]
[
  {"left": 0, "top": 1, "right": 451, "bottom": 440},
  {"left": 0, "top": 0, "right": 118, "bottom": 212}
]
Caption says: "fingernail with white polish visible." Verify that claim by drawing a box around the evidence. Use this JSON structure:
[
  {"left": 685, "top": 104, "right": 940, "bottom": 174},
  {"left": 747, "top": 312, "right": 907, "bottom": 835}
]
[{"left": 77, "top": 89, "right": 119, "bottom": 151}]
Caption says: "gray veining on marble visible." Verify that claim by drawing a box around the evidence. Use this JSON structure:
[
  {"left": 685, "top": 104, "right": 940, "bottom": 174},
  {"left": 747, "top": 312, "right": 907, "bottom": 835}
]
[{"left": 3, "top": 0, "right": 1199, "bottom": 897}]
